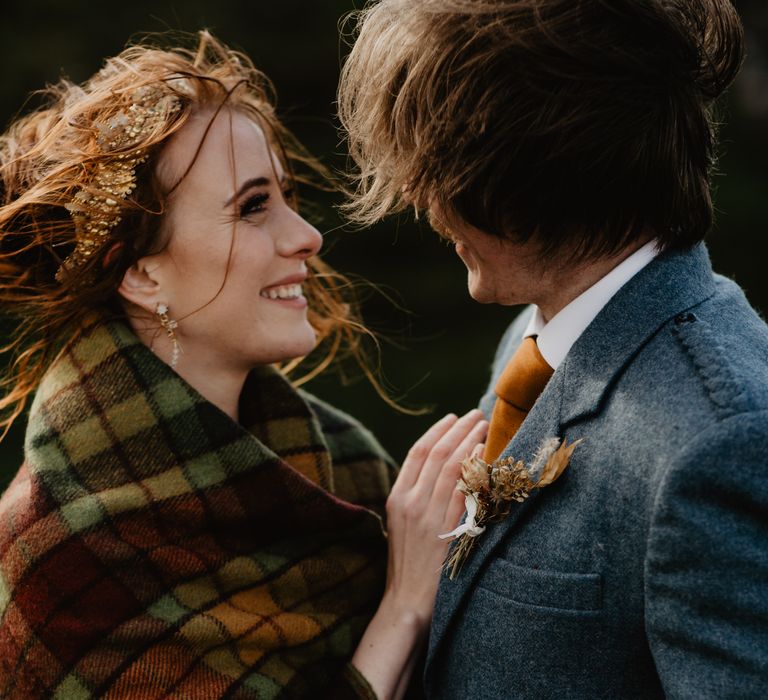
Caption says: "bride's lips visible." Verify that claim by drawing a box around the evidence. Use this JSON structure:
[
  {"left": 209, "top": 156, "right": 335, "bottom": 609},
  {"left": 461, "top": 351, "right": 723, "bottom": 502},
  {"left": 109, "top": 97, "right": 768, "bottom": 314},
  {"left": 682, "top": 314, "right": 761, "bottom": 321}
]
[{"left": 260, "top": 273, "right": 308, "bottom": 309}]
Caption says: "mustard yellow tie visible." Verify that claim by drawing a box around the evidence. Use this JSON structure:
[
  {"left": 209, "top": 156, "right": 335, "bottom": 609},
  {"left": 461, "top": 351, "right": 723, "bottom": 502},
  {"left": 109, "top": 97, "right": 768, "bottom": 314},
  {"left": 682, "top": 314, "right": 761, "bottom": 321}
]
[{"left": 484, "top": 336, "right": 554, "bottom": 463}]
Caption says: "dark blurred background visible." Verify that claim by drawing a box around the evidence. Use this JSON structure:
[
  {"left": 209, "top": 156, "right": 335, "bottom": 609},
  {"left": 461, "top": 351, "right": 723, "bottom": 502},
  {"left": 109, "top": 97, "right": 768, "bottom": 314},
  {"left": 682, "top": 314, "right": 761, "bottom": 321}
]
[{"left": 0, "top": 0, "right": 765, "bottom": 490}]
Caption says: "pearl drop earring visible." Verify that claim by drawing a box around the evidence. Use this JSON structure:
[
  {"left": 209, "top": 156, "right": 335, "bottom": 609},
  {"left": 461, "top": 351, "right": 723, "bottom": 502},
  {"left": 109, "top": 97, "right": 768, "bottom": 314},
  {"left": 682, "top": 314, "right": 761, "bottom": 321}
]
[{"left": 155, "top": 302, "right": 181, "bottom": 369}]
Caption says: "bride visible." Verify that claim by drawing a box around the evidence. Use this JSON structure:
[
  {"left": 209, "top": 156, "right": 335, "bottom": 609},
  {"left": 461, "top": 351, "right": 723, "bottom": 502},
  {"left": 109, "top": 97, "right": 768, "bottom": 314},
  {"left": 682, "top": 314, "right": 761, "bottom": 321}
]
[{"left": 0, "top": 32, "right": 485, "bottom": 699}]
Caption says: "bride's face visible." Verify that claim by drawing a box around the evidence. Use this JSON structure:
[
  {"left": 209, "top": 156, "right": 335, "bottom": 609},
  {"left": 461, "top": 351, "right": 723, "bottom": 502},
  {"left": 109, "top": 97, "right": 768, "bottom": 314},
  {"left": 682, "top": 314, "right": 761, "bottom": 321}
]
[{"left": 149, "top": 108, "right": 323, "bottom": 370}]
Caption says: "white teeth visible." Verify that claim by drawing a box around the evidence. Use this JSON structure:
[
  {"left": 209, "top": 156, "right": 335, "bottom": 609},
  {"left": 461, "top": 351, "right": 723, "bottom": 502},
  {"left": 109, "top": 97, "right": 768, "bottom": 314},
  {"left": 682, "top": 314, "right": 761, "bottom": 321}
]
[{"left": 260, "top": 283, "right": 302, "bottom": 300}]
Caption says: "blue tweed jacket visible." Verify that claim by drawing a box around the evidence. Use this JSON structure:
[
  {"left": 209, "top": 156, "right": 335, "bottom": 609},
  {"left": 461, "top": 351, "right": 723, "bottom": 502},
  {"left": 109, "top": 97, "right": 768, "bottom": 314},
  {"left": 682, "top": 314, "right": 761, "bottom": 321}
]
[{"left": 425, "top": 244, "right": 768, "bottom": 699}]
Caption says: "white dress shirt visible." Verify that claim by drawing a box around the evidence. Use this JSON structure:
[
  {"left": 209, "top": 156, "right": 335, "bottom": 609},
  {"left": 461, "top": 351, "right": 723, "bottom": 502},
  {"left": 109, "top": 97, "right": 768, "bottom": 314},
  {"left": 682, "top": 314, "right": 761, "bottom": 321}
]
[{"left": 523, "top": 240, "right": 660, "bottom": 369}]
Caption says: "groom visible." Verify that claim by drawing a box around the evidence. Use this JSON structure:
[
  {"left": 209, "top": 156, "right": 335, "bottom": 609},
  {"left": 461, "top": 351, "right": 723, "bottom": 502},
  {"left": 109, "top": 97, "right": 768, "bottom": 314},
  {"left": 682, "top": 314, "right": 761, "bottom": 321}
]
[{"left": 338, "top": 0, "right": 768, "bottom": 697}]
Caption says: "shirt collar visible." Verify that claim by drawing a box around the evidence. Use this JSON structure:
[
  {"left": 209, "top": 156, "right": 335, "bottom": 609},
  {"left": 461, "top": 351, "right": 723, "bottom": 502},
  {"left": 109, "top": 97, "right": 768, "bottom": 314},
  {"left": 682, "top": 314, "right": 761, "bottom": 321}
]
[{"left": 523, "top": 240, "right": 661, "bottom": 369}]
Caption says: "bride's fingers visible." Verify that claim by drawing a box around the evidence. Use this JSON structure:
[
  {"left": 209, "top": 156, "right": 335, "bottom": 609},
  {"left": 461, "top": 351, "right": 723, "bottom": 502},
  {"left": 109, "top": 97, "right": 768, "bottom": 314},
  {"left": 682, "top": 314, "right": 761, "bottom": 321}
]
[
  {"left": 393, "top": 413, "right": 457, "bottom": 493},
  {"left": 414, "top": 410, "right": 485, "bottom": 497},
  {"left": 441, "top": 485, "right": 468, "bottom": 533},
  {"left": 429, "top": 421, "right": 487, "bottom": 518},
  {"left": 449, "top": 423, "right": 488, "bottom": 473},
  {"left": 438, "top": 441, "right": 486, "bottom": 534}
]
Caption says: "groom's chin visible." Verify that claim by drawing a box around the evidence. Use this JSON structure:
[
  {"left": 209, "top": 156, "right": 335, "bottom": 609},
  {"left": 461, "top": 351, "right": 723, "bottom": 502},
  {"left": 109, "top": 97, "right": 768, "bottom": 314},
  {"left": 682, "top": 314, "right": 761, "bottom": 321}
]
[{"left": 467, "top": 283, "right": 497, "bottom": 305}]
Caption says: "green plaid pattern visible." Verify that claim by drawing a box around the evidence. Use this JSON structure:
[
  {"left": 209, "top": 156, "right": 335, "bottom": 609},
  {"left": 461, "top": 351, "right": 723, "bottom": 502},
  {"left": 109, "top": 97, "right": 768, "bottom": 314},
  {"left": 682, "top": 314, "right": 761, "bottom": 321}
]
[{"left": 0, "top": 320, "right": 394, "bottom": 698}]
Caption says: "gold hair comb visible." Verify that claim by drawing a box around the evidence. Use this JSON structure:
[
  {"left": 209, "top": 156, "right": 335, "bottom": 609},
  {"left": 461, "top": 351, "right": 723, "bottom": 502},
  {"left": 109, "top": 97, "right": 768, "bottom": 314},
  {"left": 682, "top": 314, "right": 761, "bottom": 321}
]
[{"left": 56, "top": 85, "right": 181, "bottom": 282}]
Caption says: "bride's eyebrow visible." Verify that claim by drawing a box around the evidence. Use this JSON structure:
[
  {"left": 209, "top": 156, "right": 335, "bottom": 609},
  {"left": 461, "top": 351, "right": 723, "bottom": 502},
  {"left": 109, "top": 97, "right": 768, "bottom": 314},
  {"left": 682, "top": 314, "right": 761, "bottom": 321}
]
[
  {"left": 224, "top": 177, "right": 268, "bottom": 207},
  {"left": 224, "top": 174, "right": 288, "bottom": 207}
]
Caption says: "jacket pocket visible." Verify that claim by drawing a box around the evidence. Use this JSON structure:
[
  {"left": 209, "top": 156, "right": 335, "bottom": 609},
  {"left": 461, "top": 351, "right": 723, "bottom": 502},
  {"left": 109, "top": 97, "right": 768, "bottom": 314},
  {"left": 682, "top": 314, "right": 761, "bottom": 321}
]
[{"left": 477, "top": 557, "right": 603, "bottom": 613}]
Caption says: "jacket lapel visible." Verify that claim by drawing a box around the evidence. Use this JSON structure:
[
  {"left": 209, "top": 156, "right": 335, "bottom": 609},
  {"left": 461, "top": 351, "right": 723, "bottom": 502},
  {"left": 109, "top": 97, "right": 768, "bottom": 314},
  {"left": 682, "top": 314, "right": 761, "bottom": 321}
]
[
  {"left": 427, "top": 243, "right": 717, "bottom": 673},
  {"left": 427, "top": 367, "right": 567, "bottom": 668},
  {"left": 559, "top": 243, "right": 716, "bottom": 427}
]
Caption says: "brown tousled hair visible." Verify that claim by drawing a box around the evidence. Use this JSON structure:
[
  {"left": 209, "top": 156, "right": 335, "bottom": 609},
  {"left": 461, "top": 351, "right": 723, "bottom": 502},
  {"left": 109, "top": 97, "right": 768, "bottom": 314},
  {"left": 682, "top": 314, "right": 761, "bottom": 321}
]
[
  {"left": 0, "top": 31, "right": 378, "bottom": 437},
  {"left": 338, "top": 0, "right": 745, "bottom": 260}
]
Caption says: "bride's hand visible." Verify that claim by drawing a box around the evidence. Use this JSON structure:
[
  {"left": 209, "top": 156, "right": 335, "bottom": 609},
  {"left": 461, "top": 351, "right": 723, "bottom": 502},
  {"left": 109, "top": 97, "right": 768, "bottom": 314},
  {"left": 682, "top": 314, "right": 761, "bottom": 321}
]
[
  {"left": 350, "top": 410, "right": 487, "bottom": 700},
  {"left": 383, "top": 409, "right": 488, "bottom": 624}
]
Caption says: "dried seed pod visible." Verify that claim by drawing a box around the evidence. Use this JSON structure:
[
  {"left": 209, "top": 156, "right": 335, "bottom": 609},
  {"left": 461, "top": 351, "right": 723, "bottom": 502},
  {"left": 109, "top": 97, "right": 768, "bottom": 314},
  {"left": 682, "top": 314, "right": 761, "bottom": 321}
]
[{"left": 460, "top": 454, "right": 491, "bottom": 494}]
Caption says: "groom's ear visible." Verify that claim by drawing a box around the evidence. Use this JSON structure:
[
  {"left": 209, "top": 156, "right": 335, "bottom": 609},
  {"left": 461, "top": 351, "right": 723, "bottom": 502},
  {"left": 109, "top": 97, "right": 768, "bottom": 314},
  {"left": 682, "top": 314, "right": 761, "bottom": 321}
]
[{"left": 117, "top": 253, "right": 165, "bottom": 313}]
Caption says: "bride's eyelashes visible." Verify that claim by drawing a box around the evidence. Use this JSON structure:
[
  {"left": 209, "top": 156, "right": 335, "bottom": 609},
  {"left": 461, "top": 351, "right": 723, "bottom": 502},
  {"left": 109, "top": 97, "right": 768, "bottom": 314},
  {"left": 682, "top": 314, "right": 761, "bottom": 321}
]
[
  {"left": 239, "top": 187, "right": 296, "bottom": 219},
  {"left": 240, "top": 193, "right": 270, "bottom": 218}
]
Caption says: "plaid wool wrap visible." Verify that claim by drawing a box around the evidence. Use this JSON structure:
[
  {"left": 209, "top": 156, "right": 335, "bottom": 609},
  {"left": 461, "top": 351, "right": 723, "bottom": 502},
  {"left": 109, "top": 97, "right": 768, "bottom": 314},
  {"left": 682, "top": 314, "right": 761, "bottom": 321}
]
[{"left": 0, "top": 320, "right": 395, "bottom": 698}]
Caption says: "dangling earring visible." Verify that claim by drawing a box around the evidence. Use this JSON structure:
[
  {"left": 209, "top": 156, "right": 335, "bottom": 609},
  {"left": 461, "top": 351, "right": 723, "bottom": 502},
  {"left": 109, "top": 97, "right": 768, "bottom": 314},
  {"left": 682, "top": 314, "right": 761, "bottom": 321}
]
[{"left": 155, "top": 302, "right": 181, "bottom": 369}]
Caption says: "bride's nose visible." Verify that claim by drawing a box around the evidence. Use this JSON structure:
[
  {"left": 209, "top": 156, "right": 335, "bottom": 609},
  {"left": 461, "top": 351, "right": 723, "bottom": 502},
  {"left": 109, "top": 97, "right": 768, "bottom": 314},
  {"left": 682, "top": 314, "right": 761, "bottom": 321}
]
[{"left": 278, "top": 209, "right": 323, "bottom": 259}]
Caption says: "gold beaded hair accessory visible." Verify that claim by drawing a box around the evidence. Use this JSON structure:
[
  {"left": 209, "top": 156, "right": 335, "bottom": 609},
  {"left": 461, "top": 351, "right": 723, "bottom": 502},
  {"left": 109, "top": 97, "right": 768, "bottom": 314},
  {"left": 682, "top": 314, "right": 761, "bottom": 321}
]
[{"left": 56, "top": 84, "right": 182, "bottom": 282}]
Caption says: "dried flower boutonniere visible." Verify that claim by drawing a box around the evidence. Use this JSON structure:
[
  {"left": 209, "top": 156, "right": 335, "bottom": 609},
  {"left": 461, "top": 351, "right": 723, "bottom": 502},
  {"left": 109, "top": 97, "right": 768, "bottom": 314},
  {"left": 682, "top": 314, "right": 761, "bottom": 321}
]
[{"left": 439, "top": 437, "right": 582, "bottom": 579}]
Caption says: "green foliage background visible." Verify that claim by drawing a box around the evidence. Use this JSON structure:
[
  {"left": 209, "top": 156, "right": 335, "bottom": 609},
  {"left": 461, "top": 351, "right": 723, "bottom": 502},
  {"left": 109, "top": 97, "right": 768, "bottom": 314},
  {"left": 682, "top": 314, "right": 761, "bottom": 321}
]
[{"left": 0, "top": 0, "right": 765, "bottom": 489}]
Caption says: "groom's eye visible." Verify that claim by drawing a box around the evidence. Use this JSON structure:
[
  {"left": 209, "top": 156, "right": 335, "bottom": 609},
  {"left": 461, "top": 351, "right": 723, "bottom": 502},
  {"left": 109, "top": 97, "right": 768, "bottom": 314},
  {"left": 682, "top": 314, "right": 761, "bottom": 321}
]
[{"left": 433, "top": 221, "right": 457, "bottom": 244}]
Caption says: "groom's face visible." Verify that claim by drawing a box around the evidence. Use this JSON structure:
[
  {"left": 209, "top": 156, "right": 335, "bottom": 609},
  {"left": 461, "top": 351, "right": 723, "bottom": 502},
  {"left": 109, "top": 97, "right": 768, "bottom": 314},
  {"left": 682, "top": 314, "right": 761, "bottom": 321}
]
[{"left": 427, "top": 206, "right": 546, "bottom": 307}]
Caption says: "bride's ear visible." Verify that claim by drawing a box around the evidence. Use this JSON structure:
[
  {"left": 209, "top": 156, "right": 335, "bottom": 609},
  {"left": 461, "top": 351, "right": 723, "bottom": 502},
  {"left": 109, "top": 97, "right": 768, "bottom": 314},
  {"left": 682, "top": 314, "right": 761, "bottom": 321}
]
[{"left": 117, "top": 254, "right": 165, "bottom": 313}]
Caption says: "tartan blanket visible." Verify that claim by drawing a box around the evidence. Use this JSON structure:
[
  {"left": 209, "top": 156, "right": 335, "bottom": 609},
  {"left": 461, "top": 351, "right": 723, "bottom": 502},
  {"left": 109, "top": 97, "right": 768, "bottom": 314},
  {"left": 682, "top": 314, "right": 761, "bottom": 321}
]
[{"left": 0, "top": 320, "right": 395, "bottom": 698}]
